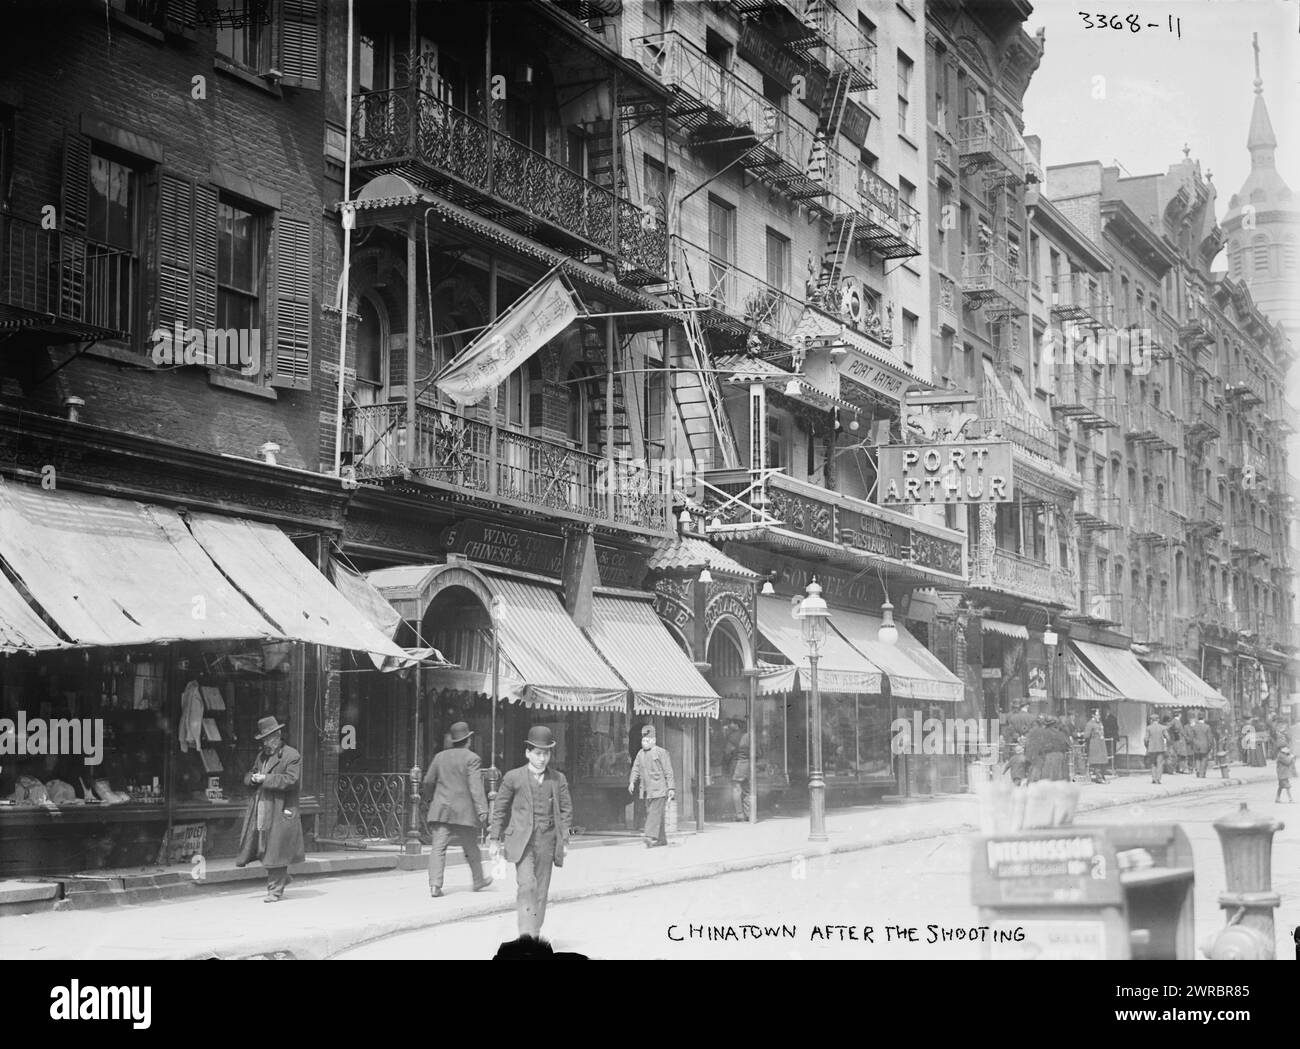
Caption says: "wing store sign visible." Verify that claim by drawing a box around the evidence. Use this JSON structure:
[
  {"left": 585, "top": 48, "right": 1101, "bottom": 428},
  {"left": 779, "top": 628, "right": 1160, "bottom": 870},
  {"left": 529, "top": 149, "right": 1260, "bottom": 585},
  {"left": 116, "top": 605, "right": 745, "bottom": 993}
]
[{"left": 877, "top": 442, "right": 1013, "bottom": 506}]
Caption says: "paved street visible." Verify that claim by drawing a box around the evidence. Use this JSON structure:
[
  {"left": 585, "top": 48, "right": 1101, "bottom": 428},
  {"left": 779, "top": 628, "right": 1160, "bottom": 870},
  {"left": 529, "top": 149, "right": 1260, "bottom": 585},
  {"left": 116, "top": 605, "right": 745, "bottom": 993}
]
[{"left": 336, "top": 784, "right": 1300, "bottom": 960}]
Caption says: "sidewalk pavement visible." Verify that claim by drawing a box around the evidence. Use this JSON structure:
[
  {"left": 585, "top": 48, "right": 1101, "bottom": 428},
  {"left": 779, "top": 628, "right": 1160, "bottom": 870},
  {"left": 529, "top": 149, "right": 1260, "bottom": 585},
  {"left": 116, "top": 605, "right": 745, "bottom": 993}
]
[{"left": 0, "top": 764, "right": 1276, "bottom": 960}]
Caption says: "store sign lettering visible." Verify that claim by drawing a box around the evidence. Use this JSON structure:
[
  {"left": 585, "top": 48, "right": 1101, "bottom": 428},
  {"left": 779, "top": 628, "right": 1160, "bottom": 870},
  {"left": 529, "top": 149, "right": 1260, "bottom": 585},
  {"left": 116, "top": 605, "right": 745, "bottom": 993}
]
[
  {"left": 878, "top": 442, "right": 1013, "bottom": 505},
  {"left": 654, "top": 592, "right": 691, "bottom": 633},
  {"left": 843, "top": 357, "right": 908, "bottom": 398},
  {"left": 441, "top": 521, "right": 646, "bottom": 586},
  {"left": 706, "top": 591, "right": 754, "bottom": 640}
]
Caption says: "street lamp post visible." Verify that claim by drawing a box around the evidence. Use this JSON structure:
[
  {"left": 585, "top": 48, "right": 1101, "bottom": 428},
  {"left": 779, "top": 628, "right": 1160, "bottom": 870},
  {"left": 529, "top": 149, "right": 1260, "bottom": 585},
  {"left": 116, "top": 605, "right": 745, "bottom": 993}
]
[{"left": 799, "top": 579, "right": 831, "bottom": 843}]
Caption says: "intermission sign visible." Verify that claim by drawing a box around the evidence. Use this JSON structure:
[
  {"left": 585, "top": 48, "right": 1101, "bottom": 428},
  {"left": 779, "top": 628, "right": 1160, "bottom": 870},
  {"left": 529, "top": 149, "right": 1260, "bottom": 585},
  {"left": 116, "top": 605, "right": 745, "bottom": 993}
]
[{"left": 878, "top": 442, "right": 1013, "bottom": 506}]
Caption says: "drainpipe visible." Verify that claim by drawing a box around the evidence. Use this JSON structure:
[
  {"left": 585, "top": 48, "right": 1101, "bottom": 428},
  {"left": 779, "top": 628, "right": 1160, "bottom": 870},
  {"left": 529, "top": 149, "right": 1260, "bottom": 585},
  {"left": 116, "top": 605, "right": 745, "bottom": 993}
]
[{"left": 333, "top": 0, "right": 356, "bottom": 478}]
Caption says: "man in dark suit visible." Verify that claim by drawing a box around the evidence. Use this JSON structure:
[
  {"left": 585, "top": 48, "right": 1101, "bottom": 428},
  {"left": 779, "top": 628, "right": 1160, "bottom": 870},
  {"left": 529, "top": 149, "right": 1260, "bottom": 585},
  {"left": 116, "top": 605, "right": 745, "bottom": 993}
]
[
  {"left": 490, "top": 725, "right": 573, "bottom": 939},
  {"left": 235, "top": 716, "right": 306, "bottom": 903},
  {"left": 421, "top": 721, "right": 492, "bottom": 898}
]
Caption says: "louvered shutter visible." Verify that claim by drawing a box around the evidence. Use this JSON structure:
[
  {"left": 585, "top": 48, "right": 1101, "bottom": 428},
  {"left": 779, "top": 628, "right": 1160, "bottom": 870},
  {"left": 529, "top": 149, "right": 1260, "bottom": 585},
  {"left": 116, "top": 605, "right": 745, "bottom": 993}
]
[
  {"left": 192, "top": 184, "right": 218, "bottom": 330},
  {"left": 59, "top": 133, "right": 91, "bottom": 321},
  {"left": 164, "top": 0, "right": 199, "bottom": 34},
  {"left": 157, "top": 173, "right": 195, "bottom": 333},
  {"left": 269, "top": 217, "right": 313, "bottom": 389},
  {"left": 280, "top": 0, "right": 321, "bottom": 90}
]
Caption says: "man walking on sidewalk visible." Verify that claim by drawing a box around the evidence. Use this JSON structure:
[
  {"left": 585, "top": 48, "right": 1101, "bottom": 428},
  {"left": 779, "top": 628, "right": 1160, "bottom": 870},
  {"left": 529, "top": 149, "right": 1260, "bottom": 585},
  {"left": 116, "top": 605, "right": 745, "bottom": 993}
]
[
  {"left": 1187, "top": 712, "right": 1213, "bottom": 778},
  {"left": 1144, "top": 714, "right": 1168, "bottom": 785},
  {"left": 491, "top": 726, "right": 573, "bottom": 939},
  {"left": 421, "top": 721, "right": 492, "bottom": 898},
  {"left": 629, "top": 725, "right": 674, "bottom": 847},
  {"left": 235, "top": 717, "right": 305, "bottom": 903}
]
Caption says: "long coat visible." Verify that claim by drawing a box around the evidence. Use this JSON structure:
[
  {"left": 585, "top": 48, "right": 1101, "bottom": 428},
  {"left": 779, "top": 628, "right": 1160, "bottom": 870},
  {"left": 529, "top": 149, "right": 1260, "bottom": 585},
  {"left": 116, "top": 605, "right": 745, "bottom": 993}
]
[
  {"left": 1144, "top": 722, "right": 1168, "bottom": 754},
  {"left": 629, "top": 745, "right": 675, "bottom": 799},
  {"left": 1186, "top": 721, "right": 1213, "bottom": 755},
  {"left": 1082, "top": 719, "right": 1109, "bottom": 765},
  {"left": 421, "top": 745, "right": 488, "bottom": 827},
  {"left": 490, "top": 765, "right": 572, "bottom": 866},
  {"left": 235, "top": 743, "right": 306, "bottom": 869}
]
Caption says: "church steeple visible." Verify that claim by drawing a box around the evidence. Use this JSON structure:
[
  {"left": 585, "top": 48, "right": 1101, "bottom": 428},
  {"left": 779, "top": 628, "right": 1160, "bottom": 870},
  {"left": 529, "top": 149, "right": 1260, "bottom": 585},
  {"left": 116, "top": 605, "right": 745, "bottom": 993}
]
[{"left": 1248, "top": 33, "right": 1277, "bottom": 166}]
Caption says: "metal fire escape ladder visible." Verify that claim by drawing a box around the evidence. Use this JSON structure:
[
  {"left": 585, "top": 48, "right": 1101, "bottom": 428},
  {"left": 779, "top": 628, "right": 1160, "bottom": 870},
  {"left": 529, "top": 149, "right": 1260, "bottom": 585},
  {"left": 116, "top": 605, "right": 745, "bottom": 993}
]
[{"left": 670, "top": 251, "right": 739, "bottom": 470}]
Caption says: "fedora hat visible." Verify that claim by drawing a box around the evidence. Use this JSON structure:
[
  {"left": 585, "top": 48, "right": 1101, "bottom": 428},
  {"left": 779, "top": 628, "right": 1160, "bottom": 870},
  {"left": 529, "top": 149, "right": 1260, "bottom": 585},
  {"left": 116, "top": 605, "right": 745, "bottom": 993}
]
[
  {"left": 448, "top": 721, "right": 473, "bottom": 744},
  {"left": 525, "top": 725, "right": 556, "bottom": 750},
  {"left": 255, "top": 716, "right": 286, "bottom": 740}
]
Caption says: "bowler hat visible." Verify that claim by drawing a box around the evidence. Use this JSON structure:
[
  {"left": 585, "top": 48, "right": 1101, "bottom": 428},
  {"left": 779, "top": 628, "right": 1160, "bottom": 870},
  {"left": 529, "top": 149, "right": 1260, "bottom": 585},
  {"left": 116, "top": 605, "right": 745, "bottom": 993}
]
[
  {"left": 448, "top": 721, "right": 473, "bottom": 744},
  {"left": 255, "top": 716, "right": 286, "bottom": 740},
  {"left": 525, "top": 725, "right": 556, "bottom": 750}
]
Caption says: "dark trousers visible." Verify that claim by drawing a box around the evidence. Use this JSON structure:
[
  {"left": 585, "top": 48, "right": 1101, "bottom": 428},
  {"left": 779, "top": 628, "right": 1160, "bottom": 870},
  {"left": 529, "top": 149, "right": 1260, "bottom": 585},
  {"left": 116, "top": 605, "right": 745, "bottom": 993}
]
[
  {"left": 266, "top": 866, "right": 290, "bottom": 898},
  {"left": 515, "top": 827, "right": 557, "bottom": 937},
  {"left": 1194, "top": 752, "right": 1209, "bottom": 777},
  {"left": 428, "top": 822, "right": 486, "bottom": 890},
  {"left": 1147, "top": 753, "right": 1164, "bottom": 782},
  {"left": 731, "top": 779, "right": 751, "bottom": 819},
  {"left": 643, "top": 795, "right": 667, "bottom": 844}
]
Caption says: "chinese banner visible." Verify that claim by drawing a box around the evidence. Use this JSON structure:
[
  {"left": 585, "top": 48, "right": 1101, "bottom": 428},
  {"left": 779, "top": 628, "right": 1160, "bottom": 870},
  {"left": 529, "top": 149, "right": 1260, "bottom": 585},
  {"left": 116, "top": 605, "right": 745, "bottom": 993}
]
[{"left": 435, "top": 275, "right": 578, "bottom": 405}]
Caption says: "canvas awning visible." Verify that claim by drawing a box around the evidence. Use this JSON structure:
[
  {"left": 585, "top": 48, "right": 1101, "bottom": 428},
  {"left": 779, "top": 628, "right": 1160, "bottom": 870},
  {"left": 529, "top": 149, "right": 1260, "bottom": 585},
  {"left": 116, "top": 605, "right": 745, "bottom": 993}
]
[
  {"left": 1143, "top": 657, "right": 1230, "bottom": 711},
  {"left": 829, "top": 609, "right": 964, "bottom": 703},
  {"left": 755, "top": 595, "right": 883, "bottom": 694},
  {"left": 0, "top": 484, "right": 281, "bottom": 647},
  {"left": 328, "top": 558, "right": 446, "bottom": 670},
  {"left": 184, "top": 513, "right": 420, "bottom": 664},
  {"left": 980, "top": 618, "right": 1029, "bottom": 640},
  {"left": 0, "top": 570, "right": 66, "bottom": 652},
  {"left": 1065, "top": 647, "right": 1124, "bottom": 704},
  {"left": 1071, "top": 640, "right": 1179, "bottom": 706},
  {"left": 482, "top": 575, "right": 628, "bottom": 712},
  {"left": 585, "top": 594, "right": 720, "bottom": 717}
]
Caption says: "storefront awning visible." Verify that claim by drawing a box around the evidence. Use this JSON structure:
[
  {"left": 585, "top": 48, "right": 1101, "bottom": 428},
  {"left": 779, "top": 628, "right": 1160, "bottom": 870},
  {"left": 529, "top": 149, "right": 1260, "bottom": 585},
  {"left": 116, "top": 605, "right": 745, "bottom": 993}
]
[
  {"left": 1143, "top": 657, "right": 1230, "bottom": 711},
  {"left": 980, "top": 618, "right": 1029, "bottom": 640},
  {"left": 756, "top": 595, "right": 882, "bottom": 695},
  {"left": 0, "top": 570, "right": 66, "bottom": 651},
  {"left": 829, "top": 610, "right": 964, "bottom": 703},
  {"left": 1065, "top": 648, "right": 1124, "bottom": 705},
  {"left": 585, "top": 594, "right": 720, "bottom": 718},
  {"left": 1071, "top": 640, "right": 1179, "bottom": 706},
  {"left": 185, "top": 514, "right": 420, "bottom": 664},
  {"left": 328, "top": 558, "right": 446, "bottom": 671},
  {"left": 0, "top": 484, "right": 281, "bottom": 647},
  {"left": 485, "top": 575, "right": 628, "bottom": 712}
]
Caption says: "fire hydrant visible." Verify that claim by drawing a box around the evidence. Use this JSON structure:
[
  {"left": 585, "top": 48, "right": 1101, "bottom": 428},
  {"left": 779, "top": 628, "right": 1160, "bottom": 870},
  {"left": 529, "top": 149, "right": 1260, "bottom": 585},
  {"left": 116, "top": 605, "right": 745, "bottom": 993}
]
[{"left": 1201, "top": 803, "right": 1284, "bottom": 959}]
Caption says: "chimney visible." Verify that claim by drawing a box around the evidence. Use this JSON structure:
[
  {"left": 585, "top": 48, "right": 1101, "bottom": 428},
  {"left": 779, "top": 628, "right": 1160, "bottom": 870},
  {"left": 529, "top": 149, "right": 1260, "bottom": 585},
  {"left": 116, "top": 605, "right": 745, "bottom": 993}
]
[{"left": 63, "top": 396, "right": 85, "bottom": 422}]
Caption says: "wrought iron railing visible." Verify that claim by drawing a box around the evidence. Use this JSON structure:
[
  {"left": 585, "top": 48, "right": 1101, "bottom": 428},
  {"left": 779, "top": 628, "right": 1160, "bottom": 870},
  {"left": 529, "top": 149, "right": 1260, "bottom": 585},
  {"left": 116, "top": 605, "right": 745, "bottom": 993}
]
[
  {"left": 1049, "top": 273, "right": 1110, "bottom": 326},
  {"left": 672, "top": 236, "right": 803, "bottom": 348},
  {"left": 0, "top": 214, "right": 134, "bottom": 337},
  {"left": 334, "top": 772, "right": 409, "bottom": 842},
  {"left": 790, "top": 1, "right": 876, "bottom": 90},
  {"left": 1179, "top": 296, "right": 1215, "bottom": 347},
  {"left": 956, "top": 114, "right": 1025, "bottom": 182},
  {"left": 977, "top": 395, "right": 1056, "bottom": 461},
  {"left": 1226, "top": 362, "right": 1267, "bottom": 403},
  {"left": 352, "top": 89, "right": 664, "bottom": 280},
  {"left": 1076, "top": 479, "right": 1121, "bottom": 527},
  {"left": 1125, "top": 402, "right": 1180, "bottom": 448},
  {"left": 976, "top": 548, "right": 1075, "bottom": 607},
  {"left": 960, "top": 250, "right": 1022, "bottom": 309},
  {"left": 344, "top": 402, "right": 672, "bottom": 534}
]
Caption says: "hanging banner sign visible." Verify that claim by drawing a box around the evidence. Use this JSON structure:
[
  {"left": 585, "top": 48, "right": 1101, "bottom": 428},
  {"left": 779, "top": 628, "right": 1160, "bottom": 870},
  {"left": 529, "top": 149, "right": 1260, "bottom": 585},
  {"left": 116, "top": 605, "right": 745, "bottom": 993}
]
[
  {"left": 435, "top": 275, "right": 578, "bottom": 405},
  {"left": 878, "top": 442, "right": 1014, "bottom": 505}
]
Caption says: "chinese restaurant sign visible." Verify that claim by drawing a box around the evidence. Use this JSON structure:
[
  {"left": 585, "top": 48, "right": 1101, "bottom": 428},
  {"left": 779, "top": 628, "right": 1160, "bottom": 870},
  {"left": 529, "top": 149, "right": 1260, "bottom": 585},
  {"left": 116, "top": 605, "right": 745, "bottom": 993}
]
[
  {"left": 440, "top": 520, "right": 647, "bottom": 588},
  {"left": 877, "top": 442, "right": 1013, "bottom": 506}
]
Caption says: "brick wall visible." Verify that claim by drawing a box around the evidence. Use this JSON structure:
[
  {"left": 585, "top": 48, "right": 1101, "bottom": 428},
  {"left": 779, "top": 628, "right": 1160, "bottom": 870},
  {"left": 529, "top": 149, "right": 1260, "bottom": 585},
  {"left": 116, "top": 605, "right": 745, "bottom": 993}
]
[{"left": 0, "top": 6, "right": 327, "bottom": 470}]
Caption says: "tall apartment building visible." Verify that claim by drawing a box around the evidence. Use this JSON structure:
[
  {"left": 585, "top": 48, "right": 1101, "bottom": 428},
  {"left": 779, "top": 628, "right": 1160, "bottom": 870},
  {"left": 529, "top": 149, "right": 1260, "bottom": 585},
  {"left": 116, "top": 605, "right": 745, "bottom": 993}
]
[{"left": 923, "top": 0, "right": 1057, "bottom": 724}]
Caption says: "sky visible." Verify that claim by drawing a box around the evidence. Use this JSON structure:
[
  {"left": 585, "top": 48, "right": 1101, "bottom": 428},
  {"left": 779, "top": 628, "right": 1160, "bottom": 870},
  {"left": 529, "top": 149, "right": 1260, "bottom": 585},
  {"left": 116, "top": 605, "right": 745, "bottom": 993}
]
[{"left": 1022, "top": 0, "right": 1300, "bottom": 409}]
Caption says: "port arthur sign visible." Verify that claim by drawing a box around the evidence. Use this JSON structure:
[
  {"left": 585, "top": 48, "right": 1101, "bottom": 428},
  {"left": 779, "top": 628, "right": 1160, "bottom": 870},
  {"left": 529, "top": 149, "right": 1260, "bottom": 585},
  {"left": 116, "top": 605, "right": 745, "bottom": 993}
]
[{"left": 877, "top": 442, "right": 1014, "bottom": 505}]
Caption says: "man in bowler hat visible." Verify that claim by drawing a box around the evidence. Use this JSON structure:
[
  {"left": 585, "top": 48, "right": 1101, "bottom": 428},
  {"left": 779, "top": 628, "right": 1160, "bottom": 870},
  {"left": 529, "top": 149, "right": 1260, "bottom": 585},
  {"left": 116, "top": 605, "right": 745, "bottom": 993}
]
[
  {"left": 235, "top": 716, "right": 306, "bottom": 902},
  {"left": 421, "top": 721, "right": 493, "bottom": 897},
  {"left": 490, "top": 725, "right": 573, "bottom": 938}
]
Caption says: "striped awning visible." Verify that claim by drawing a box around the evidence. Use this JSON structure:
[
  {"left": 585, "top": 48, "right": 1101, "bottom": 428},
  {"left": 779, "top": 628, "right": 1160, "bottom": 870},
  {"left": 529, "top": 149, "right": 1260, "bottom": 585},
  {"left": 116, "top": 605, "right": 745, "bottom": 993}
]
[
  {"left": 1066, "top": 648, "right": 1124, "bottom": 704},
  {"left": 756, "top": 595, "right": 882, "bottom": 694},
  {"left": 585, "top": 594, "right": 720, "bottom": 718},
  {"left": 1071, "top": 640, "right": 1179, "bottom": 706},
  {"left": 980, "top": 618, "right": 1029, "bottom": 640},
  {"left": 484, "top": 575, "right": 628, "bottom": 712},
  {"left": 830, "top": 610, "right": 964, "bottom": 703},
  {"left": 1143, "top": 657, "right": 1230, "bottom": 711}
]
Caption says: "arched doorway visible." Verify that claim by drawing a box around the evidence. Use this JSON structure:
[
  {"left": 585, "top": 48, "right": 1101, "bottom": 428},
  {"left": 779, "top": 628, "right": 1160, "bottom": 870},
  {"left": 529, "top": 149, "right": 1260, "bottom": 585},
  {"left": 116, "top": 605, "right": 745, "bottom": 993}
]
[{"left": 704, "top": 619, "right": 753, "bottom": 821}]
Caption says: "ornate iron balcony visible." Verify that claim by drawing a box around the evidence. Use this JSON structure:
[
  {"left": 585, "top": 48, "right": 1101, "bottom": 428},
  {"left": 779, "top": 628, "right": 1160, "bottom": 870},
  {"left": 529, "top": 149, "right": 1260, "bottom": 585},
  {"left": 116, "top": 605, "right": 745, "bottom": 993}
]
[
  {"left": 351, "top": 89, "right": 665, "bottom": 284},
  {"left": 957, "top": 114, "right": 1026, "bottom": 188},
  {"left": 0, "top": 215, "right": 133, "bottom": 341},
  {"left": 976, "top": 394, "right": 1057, "bottom": 462},
  {"left": 343, "top": 401, "right": 672, "bottom": 536},
  {"left": 852, "top": 166, "right": 920, "bottom": 259},
  {"left": 960, "top": 249, "right": 1023, "bottom": 314},
  {"left": 975, "top": 548, "right": 1076, "bottom": 607}
]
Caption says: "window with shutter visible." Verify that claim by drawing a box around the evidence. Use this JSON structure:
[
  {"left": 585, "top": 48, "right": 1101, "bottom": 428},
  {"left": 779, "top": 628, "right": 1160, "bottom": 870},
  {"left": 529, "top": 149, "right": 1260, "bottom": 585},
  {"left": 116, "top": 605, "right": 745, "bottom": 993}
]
[
  {"left": 155, "top": 173, "right": 218, "bottom": 339},
  {"left": 60, "top": 133, "right": 92, "bottom": 323},
  {"left": 280, "top": 0, "right": 321, "bottom": 89},
  {"left": 270, "top": 217, "right": 313, "bottom": 389}
]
